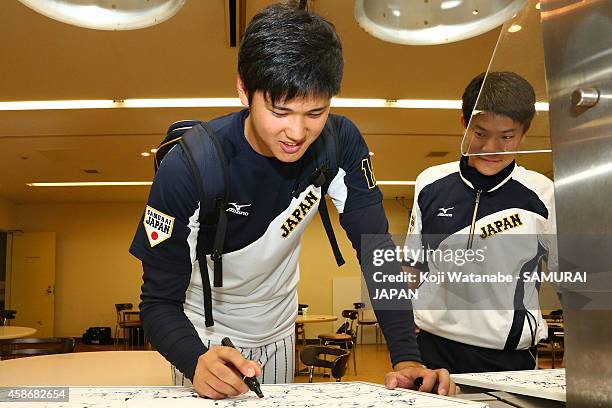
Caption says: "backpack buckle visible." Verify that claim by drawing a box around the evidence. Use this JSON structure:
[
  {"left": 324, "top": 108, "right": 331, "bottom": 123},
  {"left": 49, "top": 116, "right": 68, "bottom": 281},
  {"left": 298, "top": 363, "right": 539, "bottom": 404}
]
[{"left": 211, "top": 249, "right": 222, "bottom": 262}]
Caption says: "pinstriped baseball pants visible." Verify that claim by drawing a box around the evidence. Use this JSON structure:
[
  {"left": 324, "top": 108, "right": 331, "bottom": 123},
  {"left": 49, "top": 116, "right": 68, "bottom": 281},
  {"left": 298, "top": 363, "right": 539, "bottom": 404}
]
[{"left": 172, "top": 332, "right": 296, "bottom": 385}]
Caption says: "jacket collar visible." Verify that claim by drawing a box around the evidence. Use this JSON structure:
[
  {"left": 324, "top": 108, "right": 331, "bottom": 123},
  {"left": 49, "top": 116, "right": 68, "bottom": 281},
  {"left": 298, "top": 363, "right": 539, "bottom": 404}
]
[{"left": 458, "top": 155, "right": 516, "bottom": 192}]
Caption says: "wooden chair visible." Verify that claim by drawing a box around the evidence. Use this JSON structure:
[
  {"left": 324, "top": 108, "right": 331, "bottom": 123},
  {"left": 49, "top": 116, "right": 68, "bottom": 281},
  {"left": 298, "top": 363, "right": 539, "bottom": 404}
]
[
  {"left": 114, "top": 303, "right": 142, "bottom": 350},
  {"left": 0, "top": 337, "right": 75, "bottom": 359},
  {"left": 538, "top": 310, "right": 564, "bottom": 368},
  {"left": 300, "top": 345, "right": 350, "bottom": 383},
  {"left": 354, "top": 303, "right": 381, "bottom": 345},
  {"left": 296, "top": 303, "right": 309, "bottom": 346},
  {"left": 317, "top": 309, "right": 358, "bottom": 374}
]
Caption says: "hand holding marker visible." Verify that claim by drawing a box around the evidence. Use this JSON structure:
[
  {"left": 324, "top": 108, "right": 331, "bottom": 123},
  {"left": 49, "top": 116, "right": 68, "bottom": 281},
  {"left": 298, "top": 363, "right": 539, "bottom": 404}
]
[{"left": 221, "top": 337, "right": 264, "bottom": 398}]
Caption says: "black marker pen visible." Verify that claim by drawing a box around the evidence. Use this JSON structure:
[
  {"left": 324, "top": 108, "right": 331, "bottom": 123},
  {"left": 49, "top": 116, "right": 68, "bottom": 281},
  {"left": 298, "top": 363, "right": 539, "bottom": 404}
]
[{"left": 221, "top": 337, "right": 264, "bottom": 398}]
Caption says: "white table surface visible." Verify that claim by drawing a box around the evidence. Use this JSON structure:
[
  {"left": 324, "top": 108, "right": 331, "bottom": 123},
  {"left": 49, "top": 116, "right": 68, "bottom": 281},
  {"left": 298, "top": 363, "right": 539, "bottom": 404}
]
[
  {"left": 0, "top": 326, "right": 36, "bottom": 340},
  {"left": 0, "top": 351, "right": 172, "bottom": 386}
]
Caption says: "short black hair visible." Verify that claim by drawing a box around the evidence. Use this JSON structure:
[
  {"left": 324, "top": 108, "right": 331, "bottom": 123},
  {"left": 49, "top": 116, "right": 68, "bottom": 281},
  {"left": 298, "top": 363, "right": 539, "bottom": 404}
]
[
  {"left": 237, "top": 2, "right": 343, "bottom": 104},
  {"left": 462, "top": 71, "right": 536, "bottom": 132}
]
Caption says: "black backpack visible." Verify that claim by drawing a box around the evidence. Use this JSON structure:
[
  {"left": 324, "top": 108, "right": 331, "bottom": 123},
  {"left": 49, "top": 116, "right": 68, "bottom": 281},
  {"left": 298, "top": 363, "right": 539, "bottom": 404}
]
[
  {"left": 82, "top": 326, "right": 112, "bottom": 345},
  {"left": 154, "top": 116, "right": 345, "bottom": 327}
]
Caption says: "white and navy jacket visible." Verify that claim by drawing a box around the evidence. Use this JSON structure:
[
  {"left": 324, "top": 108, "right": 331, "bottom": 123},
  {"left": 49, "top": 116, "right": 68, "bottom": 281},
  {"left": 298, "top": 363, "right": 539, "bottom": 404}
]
[
  {"left": 404, "top": 158, "right": 557, "bottom": 351},
  {"left": 130, "top": 110, "right": 420, "bottom": 379}
]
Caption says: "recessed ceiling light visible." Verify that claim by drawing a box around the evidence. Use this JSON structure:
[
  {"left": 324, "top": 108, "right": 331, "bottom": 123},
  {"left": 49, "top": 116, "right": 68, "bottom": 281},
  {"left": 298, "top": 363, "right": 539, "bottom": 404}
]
[
  {"left": 472, "top": 9, "right": 479, "bottom": 15},
  {"left": 391, "top": 9, "right": 401, "bottom": 17},
  {"left": 150, "top": 148, "right": 158, "bottom": 153},
  {"left": 369, "top": 152, "right": 375, "bottom": 156},
  {"left": 141, "top": 152, "right": 150, "bottom": 157},
  {"left": 508, "top": 24, "right": 522, "bottom": 33},
  {"left": 535, "top": 2, "right": 541, "bottom": 10}
]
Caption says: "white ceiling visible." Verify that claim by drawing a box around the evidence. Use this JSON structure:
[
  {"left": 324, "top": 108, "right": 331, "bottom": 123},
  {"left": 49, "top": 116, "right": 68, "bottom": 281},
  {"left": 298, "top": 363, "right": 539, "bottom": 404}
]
[{"left": 0, "top": 0, "right": 552, "bottom": 204}]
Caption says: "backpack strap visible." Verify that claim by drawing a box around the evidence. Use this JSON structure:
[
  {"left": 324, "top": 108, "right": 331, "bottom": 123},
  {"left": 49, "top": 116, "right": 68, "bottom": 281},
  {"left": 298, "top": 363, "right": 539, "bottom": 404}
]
[
  {"left": 317, "top": 116, "right": 345, "bottom": 267},
  {"left": 199, "top": 121, "right": 230, "bottom": 290},
  {"left": 293, "top": 115, "right": 345, "bottom": 267},
  {"left": 156, "top": 120, "right": 204, "bottom": 172},
  {"left": 178, "top": 122, "right": 230, "bottom": 328}
]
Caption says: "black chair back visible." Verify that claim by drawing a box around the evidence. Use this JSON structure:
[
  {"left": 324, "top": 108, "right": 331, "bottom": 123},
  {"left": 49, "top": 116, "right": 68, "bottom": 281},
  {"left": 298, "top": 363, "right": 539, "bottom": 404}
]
[
  {"left": 115, "top": 303, "right": 134, "bottom": 325},
  {"left": 115, "top": 303, "right": 133, "bottom": 313},
  {"left": 300, "top": 346, "right": 350, "bottom": 382},
  {"left": 0, "top": 310, "right": 17, "bottom": 326},
  {"left": 341, "top": 310, "right": 359, "bottom": 340},
  {"left": 298, "top": 303, "right": 309, "bottom": 315},
  {"left": 342, "top": 309, "right": 359, "bottom": 320}
]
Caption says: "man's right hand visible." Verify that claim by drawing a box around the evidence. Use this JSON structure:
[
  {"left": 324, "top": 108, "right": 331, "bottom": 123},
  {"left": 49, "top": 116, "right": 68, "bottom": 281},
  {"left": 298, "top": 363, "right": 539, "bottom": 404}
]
[{"left": 192, "top": 345, "right": 262, "bottom": 400}]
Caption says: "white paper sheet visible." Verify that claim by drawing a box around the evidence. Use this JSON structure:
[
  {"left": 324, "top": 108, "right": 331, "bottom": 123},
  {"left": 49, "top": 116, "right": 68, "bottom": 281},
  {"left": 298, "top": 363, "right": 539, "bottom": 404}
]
[
  {"left": 1, "top": 382, "right": 488, "bottom": 407},
  {"left": 452, "top": 369, "right": 565, "bottom": 401}
]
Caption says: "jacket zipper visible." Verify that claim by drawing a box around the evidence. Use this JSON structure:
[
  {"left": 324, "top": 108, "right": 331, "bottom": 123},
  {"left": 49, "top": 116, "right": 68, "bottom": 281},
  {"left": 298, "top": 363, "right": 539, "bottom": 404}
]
[{"left": 467, "top": 190, "right": 482, "bottom": 249}]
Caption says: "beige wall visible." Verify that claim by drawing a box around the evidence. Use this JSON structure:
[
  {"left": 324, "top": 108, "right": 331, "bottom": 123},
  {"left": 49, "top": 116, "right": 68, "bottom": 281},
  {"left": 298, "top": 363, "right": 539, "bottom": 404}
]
[
  {"left": 0, "top": 197, "right": 18, "bottom": 231},
  {"left": 16, "top": 202, "right": 145, "bottom": 337}
]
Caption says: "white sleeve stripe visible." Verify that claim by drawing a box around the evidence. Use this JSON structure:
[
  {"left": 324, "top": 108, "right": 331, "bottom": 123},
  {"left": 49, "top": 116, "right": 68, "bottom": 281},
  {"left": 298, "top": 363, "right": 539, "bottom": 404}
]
[
  {"left": 415, "top": 161, "right": 461, "bottom": 197},
  {"left": 186, "top": 203, "right": 200, "bottom": 265},
  {"left": 327, "top": 167, "right": 348, "bottom": 214}
]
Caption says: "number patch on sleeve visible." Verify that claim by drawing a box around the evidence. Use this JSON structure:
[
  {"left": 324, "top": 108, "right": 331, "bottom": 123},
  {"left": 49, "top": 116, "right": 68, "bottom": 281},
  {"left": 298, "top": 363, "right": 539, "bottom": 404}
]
[{"left": 361, "top": 157, "right": 377, "bottom": 189}]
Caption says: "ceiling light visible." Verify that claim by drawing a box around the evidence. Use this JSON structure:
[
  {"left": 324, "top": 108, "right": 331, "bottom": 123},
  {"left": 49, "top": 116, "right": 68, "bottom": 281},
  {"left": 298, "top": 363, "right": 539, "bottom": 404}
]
[
  {"left": 17, "top": 0, "right": 186, "bottom": 31},
  {"left": 27, "top": 182, "right": 153, "bottom": 187},
  {"left": 391, "top": 9, "right": 401, "bottom": 17},
  {"left": 141, "top": 152, "right": 150, "bottom": 157},
  {"left": 26, "top": 180, "right": 419, "bottom": 188},
  {"left": 508, "top": 24, "right": 522, "bottom": 32},
  {"left": 0, "top": 98, "right": 243, "bottom": 111},
  {"left": 369, "top": 152, "right": 375, "bottom": 156},
  {"left": 0, "top": 98, "right": 549, "bottom": 111},
  {"left": 535, "top": 2, "right": 541, "bottom": 10},
  {"left": 393, "top": 99, "right": 462, "bottom": 109},
  {"left": 150, "top": 148, "right": 158, "bottom": 153},
  {"left": 472, "top": 9, "right": 479, "bottom": 15},
  {"left": 355, "top": 0, "right": 528, "bottom": 45},
  {"left": 0, "top": 100, "right": 116, "bottom": 111},
  {"left": 122, "top": 98, "right": 243, "bottom": 108}
]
